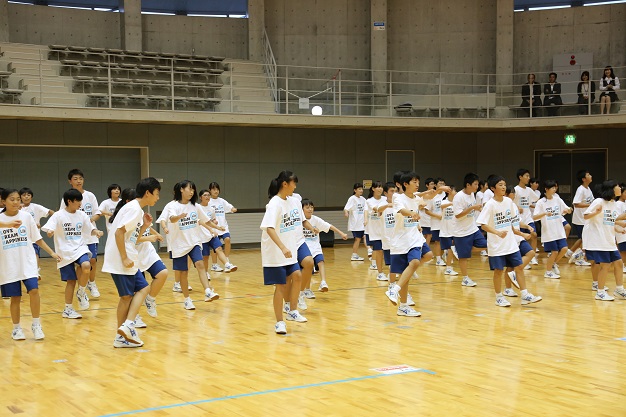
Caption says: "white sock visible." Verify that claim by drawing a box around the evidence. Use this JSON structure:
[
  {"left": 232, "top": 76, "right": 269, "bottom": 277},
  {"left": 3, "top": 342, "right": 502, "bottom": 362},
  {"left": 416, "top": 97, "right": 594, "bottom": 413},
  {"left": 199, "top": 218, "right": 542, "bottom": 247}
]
[
  {"left": 13, "top": 323, "right": 21, "bottom": 329},
  {"left": 78, "top": 285, "right": 86, "bottom": 293},
  {"left": 617, "top": 285, "right": 624, "bottom": 291},
  {"left": 521, "top": 289, "right": 528, "bottom": 296},
  {"left": 399, "top": 302, "right": 408, "bottom": 308},
  {"left": 146, "top": 294, "right": 155, "bottom": 302},
  {"left": 436, "top": 256, "right": 442, "bottom": 262},
  {"left": 32, "top": 318, "right": 40, "bottom": 326},
  {"left": 65, "top": 303, "right": 73, "bottom": 309},
  {"left": 495, "top": 293, "right": 503, "bottom": 298},
  {"left": 124, "top": 319, "right": 135, "bottom": 328}
]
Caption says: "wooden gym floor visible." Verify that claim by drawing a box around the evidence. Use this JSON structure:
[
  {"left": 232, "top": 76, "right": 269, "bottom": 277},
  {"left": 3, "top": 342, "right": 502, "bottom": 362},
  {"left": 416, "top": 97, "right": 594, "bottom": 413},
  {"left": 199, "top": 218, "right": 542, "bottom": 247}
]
[{"left": 1, "top": 244, "right": 625, "bottom": 417}]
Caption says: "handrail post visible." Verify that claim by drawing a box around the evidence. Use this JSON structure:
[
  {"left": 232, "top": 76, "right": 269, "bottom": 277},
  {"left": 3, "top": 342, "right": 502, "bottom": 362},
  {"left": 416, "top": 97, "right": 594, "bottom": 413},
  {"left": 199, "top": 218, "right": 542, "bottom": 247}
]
[
  {"left": 389, "top": 71, "right": 393, "bottom": 117},
  {"left": 170, "top": 57, "right": 175, "bottom": 110},
  {"left": 438, "top": 72, "right": 442, "bottom": 118},
  {"left": 486, "top": 74, "right": 490, "bottom": 119},
  {"left": 38, "top": 49, "right": 43, "bottom": 106},
  {"left": 107, "top": 52, "right": 112, "bottom": 108},
  {"left": 285, "top": 66, "right": 289, "bottom": 115},
  {"left": 338, "top": 69, "right": 342, "bottom": 116},
  {"left": 230, "top": 63, "right": 234, "bottom": 112}
]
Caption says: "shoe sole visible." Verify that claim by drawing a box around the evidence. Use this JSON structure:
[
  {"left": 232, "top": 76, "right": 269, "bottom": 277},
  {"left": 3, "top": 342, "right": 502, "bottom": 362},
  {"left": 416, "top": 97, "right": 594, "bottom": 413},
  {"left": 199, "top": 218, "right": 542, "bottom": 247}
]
[
  {"left": 521, "top": 297, "right": 542, "bottom": 305},
  {"left": 225, "top": 267, "right": 237, "bottom": 272},
  {"left": 184, "top": 306, "right": 196, "bottom": 310},
  {"left": 275, "top": 330, "right": 287, "bottom": 335},
  {"left": 544, "top": 275, "right": 560, "bottom": 279},
  {"left": 319, "top": 287, "right": 329, "bottom": 292},
  {"left": 113, "top": 340, "right": 144, "bottom": 348},
  {"left": 462, "top": 283, "right": 477, "bottom": 287},
  {"left": 595, "top": 297, "right": 614, "bottom": 301},
  {"left": 62, "top": 314, "right": 82, "bottom": 319},
  {"left": 495, "top": 303, "right": 511, "bottom": 307},
  {"left": 117, "top": 328, "right": 142, "bottom": 344},
  {"left": 397, "top": 312, "right": 421, "bottom": 317},
  {"left": 204, "top": 295, "right": 220, "bottom": 302}
]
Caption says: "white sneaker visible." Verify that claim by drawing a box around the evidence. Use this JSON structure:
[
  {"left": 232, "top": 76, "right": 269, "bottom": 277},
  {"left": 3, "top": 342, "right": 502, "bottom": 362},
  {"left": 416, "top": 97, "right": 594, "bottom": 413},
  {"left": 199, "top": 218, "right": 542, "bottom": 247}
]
[
  {"left": 303, "top": 288, "right": 316, "bottom": 299},
  {"left": 524, "top": 264, "right": 531, "bottom": 270},
  {"left": 595, "top": 291, "right": 615, "bottom": 301},
  {"left": 591, "top": 282, "right": 609, "bottom": 291},
  {"left": 12, "top": 327, "right": 25, "bottom": 340},
  {"left": 113, "top": 334, "right": 143, "bottom": 348},
  {"left": 172, "top": 282, "right": 182, "bottom": 292},
  {"left": 613, "top": 288, "right": 626, "bottom": 299},
  {"left": 62, "top": 306, "right": 82, "bottom": 319},
  {"left": 569, "top": 250, "right": 583, "bottom": 264},
  {"left": 385, "top": 288, "right": 398, "bottom": 304},
  {"left": 76, "top": 289, "right": 90, "bottom": 310},
  {"left": 544, "top": 271, "right": 560, "bottom": 279},
  {"left": 503, "top": 288, "right": 518, "bottom": 297},
  {"left": 575, "top": 259, "right": 591, "bottom": 266},
  {"left": 144, "top": 297, "right": 157, "bottom": 317},
  {"left": 204, "top": 288, "right": 219, "bottom": 302},
  {"left": 211, "top": 263, "right": 224, "bottom": 272},
  {"left": 552, "top": 264, "right": 561, "bottom": 276},
  {"left": 286, "top": 310, "right": 307, "bottom": 322},
  {"left": 397, "top": 305, "right": 421, "bottom": 317},
  {"left": 275, "top": 321, "right": 287, "bottom": 334},
  {"left": 297, "top": 293, "right": 308, "bottom": 311},
  {"left": 435, "top": 259, "right": 446, "bottom": 266},
  {"left": 462, "top": 277, "right": 477, "bottom": 287},
  {"left": 369, "top": 263, "right": 378, "bottom": 270},
  {"left": 134, "top": 315, "right": 147, "bottom": 328},
  {"left": 117, "top": 323, "right": 142, "bottom": 344},
  {"left": 367, "top": 248, "right": 373, "bottom": 258},
  {"left": 531, "top": 257, "right": 539, "bottom": 265},
  {"left": 495, "top": 297, "right": 511, "bottom": 307},
  {"left": 376, "top": 273, "right": 389, "bottom": 281},
  {"left": 86, "top": 281, "right": 100, "bottom": 298},
  {"left": 451, "top": 246, "right": 459, "bottom": 259},
  {"left": 507, "top": 271, "right": 520, "bottom": 289},
  {"left": 283, "top": 302, "right": 290, "bottom": 313},
  {"left": 224, "top": 262, "right": 237, "bottom": 272},
  {"left": 480, "top": 250, "right": 488, "bottom": 257},
  {"left": 31, "top": 324, "right": 45, "bottom": 340},
  {"left": 521, "top": 293, "right": 542, "bottom": 305},
  {"left": 444, "top": 268, "right": 458, "bottom": 276},
  {"left": 565, "top": 249, "right": 573, "bottom": 258},
  {"left": 406, "top": 293, "right": 415, "bottom": 306},
  {"left": 351, "top": 254, "right": 365, "bottom": 261},
  {"left": 184, "top": 298, "right": 196, "bottom": 310},
  {"left": 319, "top": 281, "right": 329, "bottom": 292},
  {"left": 206, "top": 271, "right": 211, "bottom": 281}
]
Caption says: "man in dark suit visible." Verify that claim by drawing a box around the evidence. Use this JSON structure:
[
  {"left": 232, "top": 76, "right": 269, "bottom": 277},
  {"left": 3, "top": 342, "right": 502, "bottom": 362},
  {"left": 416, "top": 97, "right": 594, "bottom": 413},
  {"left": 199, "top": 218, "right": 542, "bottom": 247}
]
[
  {"left": 543, "top": 72, "right": 562, "bottom": 116},
  {"left": 521, "top": 73, "right": 542, "bottom": 117}
]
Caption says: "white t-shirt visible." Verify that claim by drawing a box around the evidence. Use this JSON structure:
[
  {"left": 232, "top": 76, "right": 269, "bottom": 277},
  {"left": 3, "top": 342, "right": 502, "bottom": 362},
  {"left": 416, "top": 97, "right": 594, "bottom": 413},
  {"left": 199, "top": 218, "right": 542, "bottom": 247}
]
[
  {"left": 156, "top": 200, "right": 177, "bottom": 253},
  {"left": 391, "top": 193, "right": 426, "bottom": 255},
  {"left": 98, "top": 198, "right": 120, "bottom": 233},
  {"left": 379, "top": 200, "right": 395, "bottom": 250},
  {"left": 453, "top": 191, "right": 479, "bottom": 238},
  {"left": 573, "top": 185, "right": 594, "bottom": 226},
  {"left": 20, "top": 203, "right": 51, "bottom": 227},
  {"left": 289, "top": 195, "right": 306, "bottom": 247},
  {"left": 209, "top": 197, "right": 234, "bottom": 234},
  {"left": 303, "top": 215, "right": 331, "bottom": 257},
  {"left": 534, "top": 197, "right": 569, "bottom": 243},
  {"left": 102, "top": 200, "right": 144, "bottom": 275},
  {"left": 0, "top": 211, "right": 41, "bottom": 284},
  {"left": 60, "top": 190, "right": 100, "bottom": 245},
  {"left": 482, "top": 189, "right": 494, "bottom": 206},
  {"left": 476, "top": 191, "right": 484, "bottom": 206},
  {"left": 616, "top": 201, "right": 626, "bottom": 245},
  {"left": 41, "top": 209, "right": 95, "bottom": 268},
  {"left": 260, "top": 195, "right": 300, "bottom": 267},
  {"left": 426, "top": 192, "right": 445, "bottom": 230},
  {"left": 161, "top": 201, "right": 210, "bottom": 258},
  {"left": 344, "top": 195, "right": 366, "bottom": 232},
  {"left": 476, "top": 197, "right": 519, "bottom": 257},
  {"left": 514, "top": 185, "right": 535, "bottom": 225},
  {"left": 198, "top": 204, "right": 217, "bottom": 243},
  {"left": 439, "top": 199, "right": 456, "bottom": 238},
  {"left": 582, "top": 198, "right": 619, "bottom": 251},
  {"left": 366, "top": 197, "right": 384, "bottom": 241},
  {"left": 510, "top": 204, "right": 525, "bottom": 244},
  {"left": 136, "top": 228, "right": 162, "bottom": 272}
]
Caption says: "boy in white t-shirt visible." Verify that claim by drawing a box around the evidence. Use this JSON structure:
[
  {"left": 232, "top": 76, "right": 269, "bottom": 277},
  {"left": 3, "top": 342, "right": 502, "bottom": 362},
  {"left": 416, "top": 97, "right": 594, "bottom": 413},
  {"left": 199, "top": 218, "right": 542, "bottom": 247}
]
[
  {"left": 514, "top": 169, "right": 539, "bottom": 266},
  {"left": 344, "top": 183, "right": 367, "bottom": 261},
  {"left": 43, "top": 189, "right": 104, "bottom": 319},
  {"left": 102, "top": 177, "right": 160, "bottom": 348},
  {"left": 378, "top": 182, "right": 400, "bottom": 303},
  {"left": 439, "top": 186, "right": 458, "bottom": 276},
  {"left": 568, "top": 169, "right": 594, "bottom": 266},
  {"left": 476, "top": 176, "right": 542, "bottom": 307},
  {"left": 424, "top": 178, "right": 447, "bottom": 267}
]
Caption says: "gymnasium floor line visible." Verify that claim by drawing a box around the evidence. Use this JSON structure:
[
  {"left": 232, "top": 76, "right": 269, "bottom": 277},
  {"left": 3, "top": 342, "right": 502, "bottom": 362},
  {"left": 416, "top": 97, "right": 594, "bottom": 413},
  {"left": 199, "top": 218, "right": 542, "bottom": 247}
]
[{"left": 96, "top": 368, "right": 436, "bottom": 417}]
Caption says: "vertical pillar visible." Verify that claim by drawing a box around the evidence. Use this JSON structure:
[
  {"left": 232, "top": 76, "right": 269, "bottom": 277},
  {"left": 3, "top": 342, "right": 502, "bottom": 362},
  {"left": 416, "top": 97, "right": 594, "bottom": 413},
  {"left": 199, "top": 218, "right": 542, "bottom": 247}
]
[
  {"left": 496, "top": 0, "right": 514, "bottom": 102},
  {"left": 120, "top": 0, "right": 142, "bottom": 51},
  {"left": 248, "top": 0, "right": 265, "bottom": 61},
  {"left": 0, "top": 0, "right": 10, "bottom": 43},
  {"left": 371, "top": 0, "right": 388, "bottom": 113}
]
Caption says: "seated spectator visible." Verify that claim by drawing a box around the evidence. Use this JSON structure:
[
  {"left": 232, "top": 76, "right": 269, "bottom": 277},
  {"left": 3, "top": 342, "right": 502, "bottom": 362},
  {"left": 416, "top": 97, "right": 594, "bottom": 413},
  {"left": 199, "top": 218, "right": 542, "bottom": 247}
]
[
  {"left": 543, "top": 72, "right": 562, "bottom": 116},
  {"left": 577, "top": 71, "right": 595, "bottom": 115},
  {"left": 521, "top": 73, "right": 542, "bottom": 117},
  {"left": 599, "top": 65, "right": 620, "bottom": 115}
]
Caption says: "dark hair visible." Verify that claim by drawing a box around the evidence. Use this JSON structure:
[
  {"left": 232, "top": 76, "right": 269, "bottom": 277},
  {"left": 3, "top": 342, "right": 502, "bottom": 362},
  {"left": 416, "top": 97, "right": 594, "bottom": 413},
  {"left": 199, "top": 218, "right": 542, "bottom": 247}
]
[
  {"left": 542, "top": 179, "right": 557, "bottom": 198},
  {"left": 576, "top": 169, "right": 590, "bottom": 184},
  {"left": 488, "top": 175, "right": 505, "bottom": 190},
  {"left": 424, "top": 178, "right": 435, "bottom": 186},
  {"left": 353, "top": 183, "right": 363, "bottom": 195},
  {"left": 600, "top": 180, "right": 618, "bottom": 201},
  {"left": 208, "top": 182, "right": 220, "bottom": 192},
  {"left": 107, "top": 183, "right": 122, "bottom": 199},
  {"left": 527, "top": 73, "right": 536, "bottom": 82},
  {"left": 602, "top": 65, "right": 616, "bottom": 80},
  {"left": 435, "top": 177, "right": 445, "bottom": 184},
  {"left": 505, "top": 185, "right": 515, "bottom": 195},
  {"left": 63, "top": 188, "right": 83, "bottom": 206},
  {"left": 393, "top": 170, "right": 408, "bottom": 192},
  {"left": 19, "top": 187, "right": 33, "bottom": 197},
  {"left": 199, "top": 189, "right": 210, "bottom": 198},
  {"left": 302, "top": 198, "right": 314, "bottom": 207},
  {"left": 620, "top": 182, "right": 626, "bottom": 193},
  {"left": 110, "top": 188, "right": 137, "bottom": 224},
  {"left": 136, "top": 177, "right": 161, "bottom": 198},
  {"left": 463, "top": 173, "right": 480, "bottom": 188},
  {"left": 367, "top": 181, "right": 384, "bottom": 198},
  {"left": 383, "top": 182, "right": 396, "bottom": 193},
  {"left": 516, "top": 169, "right": 530, "bottom": 181},
  {"left": 268, "top": 171, "right": 298, "bottom": 199},
  {"left": 549, "top": 72, "right": 557, "bottom": 80},
  {"left": 592, "top": 183, "right": 602, "bottom": 199},
  {"left": 581, "top": 70, "right": 590, "bottom": 81},
  {"left": 400, "top": 171, "right": 420, "bottom": 187},
  {"left": 173, "top": 180, "right": 197, "bottom": 204},
  {"left": 0, "top": 189, "right": 18, "bottom": 213},
  {"left": 529, "top": 177, "right": 539, "bottom": 185},
  {"left": 67, "top": 168, "right": 84, "bottom": 180},
  {"left": 478, "top": 180, "right": 486, "bottom": 188}
]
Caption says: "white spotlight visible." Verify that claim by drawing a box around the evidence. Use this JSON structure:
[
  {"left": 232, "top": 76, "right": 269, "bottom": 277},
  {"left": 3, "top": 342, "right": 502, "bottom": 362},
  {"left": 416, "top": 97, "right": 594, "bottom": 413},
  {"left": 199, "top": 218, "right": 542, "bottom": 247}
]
[{"left": 311, "top": 106, "right": 323, "bottom": 116}]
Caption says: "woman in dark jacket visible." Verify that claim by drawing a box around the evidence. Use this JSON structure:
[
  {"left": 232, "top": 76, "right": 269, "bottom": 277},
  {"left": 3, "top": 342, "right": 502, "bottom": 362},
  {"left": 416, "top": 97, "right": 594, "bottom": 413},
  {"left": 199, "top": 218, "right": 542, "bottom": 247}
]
[{"left": 577, "top": 71, "right": 596, "bottom": 115}]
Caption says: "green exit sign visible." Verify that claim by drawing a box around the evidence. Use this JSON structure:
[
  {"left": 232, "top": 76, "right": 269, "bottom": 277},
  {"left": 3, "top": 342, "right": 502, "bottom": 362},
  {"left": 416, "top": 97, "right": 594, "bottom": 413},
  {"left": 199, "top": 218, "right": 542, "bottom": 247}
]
[{"left": 564, "top": 133, "right": 576, "bottom": 145}]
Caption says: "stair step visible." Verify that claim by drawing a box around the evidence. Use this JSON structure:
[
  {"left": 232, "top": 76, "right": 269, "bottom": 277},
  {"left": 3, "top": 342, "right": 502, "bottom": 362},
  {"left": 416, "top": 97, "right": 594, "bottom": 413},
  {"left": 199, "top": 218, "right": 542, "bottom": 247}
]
[{"left": 30, "top": 96, "right": 81, "bottom": 105}]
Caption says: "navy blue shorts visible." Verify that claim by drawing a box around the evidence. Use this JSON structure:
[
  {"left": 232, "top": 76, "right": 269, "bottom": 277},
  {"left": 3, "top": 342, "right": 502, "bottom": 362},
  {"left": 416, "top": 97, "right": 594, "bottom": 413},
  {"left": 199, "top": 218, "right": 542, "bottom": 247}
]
[
  {"left": 111, "top": 269, "right": 149, "bottom": 297},
  {"left": 390, "top": 244, "right": 431, "bottom": 274},
  {"left": 365, "top": 234, "right": 371, "bottom": 245},
  {"left": 520, "top": 221, "right": 536, "bottom": 234},
  {"left": 562, "top": 219, "right": 569, "bottom": 226},
  {"left": 369, "top": 239, "right": 383, "bottom": 251},
  {"left": 440, "top": 236, "right": 453, "bottom": 250},
  {"left": 201, "top": 237, "right": 223, "bottom": 256},
  {"left": 297, "top": 243, "right": 312, "bottom": 268},
  {"left": 0, "top": 277, "right": 38, "bottom": 297},
  {"left": 88, "top": 243, "right": 98, "bottom": 260},
  {"left": 519, "top": 240, "right": 533, "bottom": 256},
  {"left": 32, "top": 243, "right": 41, "bottom": 257},
  {"left": 144, "top": 260, "right": 167, "bottom": 278},
  {"left": 543, "top": 238, "right": 568, "bottom": 252},
  {"left": 421, "top": 226, "right": 432, "bottom": 236},
  {"left": 430, "top": 229, "right": 440, "bottom": 242},
  {"left": 313, "top": 254, "right": 324, "bottom": 268},
  {"left": 383, "top": 249, "right": 391, "bottom": 265},
  {"left": 172, "top": 245, "right": 203, "bottom": 271},
  {"left": 618, "top": 242, "right": 626, "bottom": 252},
  {"left": 455, "top": 230, "right": 487, "bottom": 259},
  {"left": 489, "top": 251, "right": 523, "bottom": 271},
  {"left": 352, "top": 230, "right": 364, "bottom": 239},
  {"left": 59, "top": 253, "right": 91, "bottom": 281},
  {"left": 585, "top": 250, "right": 621, "bottom": 264},
  {"left": 219, "top": 232, "right": 231, "bottom": 240},
  {"left": 263, "top": 263, "right": 299, "bottom": 285},
  {"left": 573, "top": 224, "right": 584, "bottom": 238}
]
